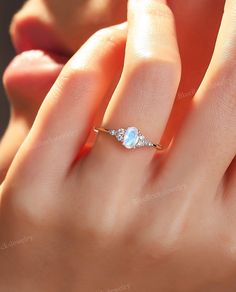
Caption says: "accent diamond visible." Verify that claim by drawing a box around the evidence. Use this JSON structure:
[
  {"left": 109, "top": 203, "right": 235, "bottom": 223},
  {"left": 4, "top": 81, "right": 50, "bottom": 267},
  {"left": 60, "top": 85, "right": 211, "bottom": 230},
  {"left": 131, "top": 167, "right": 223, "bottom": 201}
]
[
  {"left": 109, "top": 129, "right": 116, "bottom": 136},
  {"left": 115, "top": 128, "right": 125, "bottom": 142}
]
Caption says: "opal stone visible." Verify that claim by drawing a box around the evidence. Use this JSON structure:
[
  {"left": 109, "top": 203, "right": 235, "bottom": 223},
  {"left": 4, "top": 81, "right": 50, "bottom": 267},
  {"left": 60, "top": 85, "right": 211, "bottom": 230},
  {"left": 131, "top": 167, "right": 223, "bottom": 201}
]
[{"left": 123, "top": 127, "right": 139, "bottom": 149}]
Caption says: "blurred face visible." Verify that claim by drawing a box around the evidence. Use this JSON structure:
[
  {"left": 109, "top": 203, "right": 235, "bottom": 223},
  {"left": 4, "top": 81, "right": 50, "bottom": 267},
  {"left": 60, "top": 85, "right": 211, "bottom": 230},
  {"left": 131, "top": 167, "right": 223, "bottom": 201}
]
[
  {"left": 11, "top": 0, "right": 127, "bottom": 54},
  {"left": 4, "top": 0, "right": 224, "bottom": 121},
  {"left": 4, "top": 0, "right": 127, "bottom": 119}
]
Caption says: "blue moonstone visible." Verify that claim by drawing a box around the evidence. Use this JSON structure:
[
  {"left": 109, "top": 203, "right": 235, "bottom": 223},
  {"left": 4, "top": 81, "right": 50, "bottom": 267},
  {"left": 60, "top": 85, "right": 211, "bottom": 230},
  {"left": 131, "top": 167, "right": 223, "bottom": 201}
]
[{"left": 123, "top": 127, "right": 139, "bottom": 149}]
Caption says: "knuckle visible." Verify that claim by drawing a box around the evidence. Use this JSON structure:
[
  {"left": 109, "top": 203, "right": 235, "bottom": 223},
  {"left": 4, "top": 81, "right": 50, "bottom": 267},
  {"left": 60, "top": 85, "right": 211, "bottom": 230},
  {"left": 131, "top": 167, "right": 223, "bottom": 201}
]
[
  {"left": 60, "top": 67, "right": 99, "bottom": 89},
  {"left": 146, "top": 2, "right": 174, "bottom": 21},
  {"left": 0, "top": 184, "right": 32, "bottom": 225},
  {"left": 62, "top": 51, "right": 100, "bottom": 84},
  {"left": 55, "top": 65, "right": 101, "bottom": 99},
  {"left": 74, "top": 219, "right": 118, "bottom": 247},
  {"left": 134, "top": 236, "right": 179, "bottom": 262},
  {"left": 129, "top": 54, "right": 181, "bottom": 86},
  {"left": 217, "top": 226, "right": 236, "bottom": 264},
  {"left": 130, "top": 0, "right": 174, "bottom": 22},
  {"left": 212, "top": 65, "right": 236, "bottom": 116},
  {"left": 1, "top": 182, "right": 59, "bottom": 227},
  {"left": 91, "top": 26, "right": 122, "bottom": 49},
  {"left": 80, "top": 226, "right": 114, "bottom": 246}
]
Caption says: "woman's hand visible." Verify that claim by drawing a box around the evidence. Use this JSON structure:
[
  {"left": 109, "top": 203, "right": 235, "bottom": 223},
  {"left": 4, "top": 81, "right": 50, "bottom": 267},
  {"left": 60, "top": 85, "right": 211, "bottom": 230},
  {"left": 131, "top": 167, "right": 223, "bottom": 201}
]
[
  {"left": 0, "top": 0, "right": 225, "bottom": 184},
  {"left": 0, "top": 0, "right": 236, "bottom": 291}
]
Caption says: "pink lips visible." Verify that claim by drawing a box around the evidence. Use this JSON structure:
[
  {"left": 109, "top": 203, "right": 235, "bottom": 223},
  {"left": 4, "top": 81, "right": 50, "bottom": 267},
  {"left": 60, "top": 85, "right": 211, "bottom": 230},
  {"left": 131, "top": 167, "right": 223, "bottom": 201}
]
[
  {"left": 4, "top": 50, "right": 68, "bottom": 107},
  {"left": 3, "top": 18, "right": 71, "bottom": 109},
  {"left": 11, "top": 17, "right": 69, "bottom": 55}
]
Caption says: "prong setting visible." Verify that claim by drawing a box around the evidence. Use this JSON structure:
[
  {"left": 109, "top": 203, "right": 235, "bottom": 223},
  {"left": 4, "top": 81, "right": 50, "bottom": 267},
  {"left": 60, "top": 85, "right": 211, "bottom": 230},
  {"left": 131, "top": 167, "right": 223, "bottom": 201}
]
[{"left": 94, "top": 126, "right": 162, "bottom": 150}]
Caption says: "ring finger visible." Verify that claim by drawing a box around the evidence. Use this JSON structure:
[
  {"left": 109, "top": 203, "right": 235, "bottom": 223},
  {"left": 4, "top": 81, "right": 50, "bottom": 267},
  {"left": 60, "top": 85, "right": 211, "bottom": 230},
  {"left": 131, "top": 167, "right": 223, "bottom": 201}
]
[{"left": 84, "top": 0, "right": 181, "bottom": 183}]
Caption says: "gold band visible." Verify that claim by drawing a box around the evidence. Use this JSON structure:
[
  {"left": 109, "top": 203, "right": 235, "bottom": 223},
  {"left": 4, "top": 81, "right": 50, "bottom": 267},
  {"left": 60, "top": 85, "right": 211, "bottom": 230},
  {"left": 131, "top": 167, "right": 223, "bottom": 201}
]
[{"left": 94, "top": 127, "right": 110, "bottom": 134}]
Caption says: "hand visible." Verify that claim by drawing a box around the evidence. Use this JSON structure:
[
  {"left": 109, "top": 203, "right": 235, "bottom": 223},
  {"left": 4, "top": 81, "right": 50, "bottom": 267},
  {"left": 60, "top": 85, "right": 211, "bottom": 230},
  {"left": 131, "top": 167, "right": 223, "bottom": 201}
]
[
  {"left": 1, "top": 0, "right": 236, "bottom": 291},
  {"left": 0, "top": 0, "right": 225, "bottom": 184}
]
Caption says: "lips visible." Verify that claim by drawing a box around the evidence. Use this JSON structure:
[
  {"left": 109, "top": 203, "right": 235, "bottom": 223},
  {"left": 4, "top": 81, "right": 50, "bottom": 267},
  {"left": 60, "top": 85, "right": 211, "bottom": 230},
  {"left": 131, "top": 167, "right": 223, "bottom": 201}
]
[
  {"left": 3, "top": 18, "right": 71, "bottom": 112},
  {"left": 11, "top": 17, "right": 70, "bottom": 55}
]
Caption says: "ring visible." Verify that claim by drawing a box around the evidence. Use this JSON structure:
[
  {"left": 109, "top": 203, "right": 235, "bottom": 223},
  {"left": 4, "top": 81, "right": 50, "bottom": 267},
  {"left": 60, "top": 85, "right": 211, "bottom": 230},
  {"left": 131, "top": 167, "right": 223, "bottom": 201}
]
[{"left": 94, "top": 126, "right": 163, "bottom": 150}]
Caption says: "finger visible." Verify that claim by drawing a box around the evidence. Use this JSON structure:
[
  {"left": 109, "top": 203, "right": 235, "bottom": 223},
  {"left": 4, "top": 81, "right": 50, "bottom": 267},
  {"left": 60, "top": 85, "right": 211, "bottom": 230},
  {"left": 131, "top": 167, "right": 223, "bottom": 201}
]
[
  {"left": 6, "top": 24, "right": 127, "bottom": 186},
  {"left": 162, "top": 0, "right": 236, "bottom": 191},
  {"left": 87, "top": 0, "right": 181, "bottom": 179},
  {"left": 0, "top": 118, "right": 29, "bottom": 183}
]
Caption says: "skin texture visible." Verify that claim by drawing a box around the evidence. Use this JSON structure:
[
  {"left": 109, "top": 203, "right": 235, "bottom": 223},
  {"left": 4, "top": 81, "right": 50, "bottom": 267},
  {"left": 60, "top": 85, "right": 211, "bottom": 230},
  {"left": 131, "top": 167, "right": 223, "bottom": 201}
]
[
  {"left": 0, "top": 0, "right": 236, "bottom": 291},
  {"left": 0, "top": 0, "right": 225, "bottom": 181}
]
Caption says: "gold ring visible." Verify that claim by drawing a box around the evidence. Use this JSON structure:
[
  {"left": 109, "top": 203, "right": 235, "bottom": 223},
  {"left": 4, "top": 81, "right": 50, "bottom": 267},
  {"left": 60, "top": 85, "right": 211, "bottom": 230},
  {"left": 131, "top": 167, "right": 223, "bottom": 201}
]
[{"left": 94, "top": 126, "right": 163, "bottom": 150}]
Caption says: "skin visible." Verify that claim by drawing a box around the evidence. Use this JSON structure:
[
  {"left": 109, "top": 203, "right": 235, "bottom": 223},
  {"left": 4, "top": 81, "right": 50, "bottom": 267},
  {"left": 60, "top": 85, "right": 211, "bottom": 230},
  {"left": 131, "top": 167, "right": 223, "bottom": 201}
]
[
  {"left": 0, "top": 0, "right": 224, "bottom": 181},
  {"left": 0, "top": 0, "right": 236, "bottom": 291}
]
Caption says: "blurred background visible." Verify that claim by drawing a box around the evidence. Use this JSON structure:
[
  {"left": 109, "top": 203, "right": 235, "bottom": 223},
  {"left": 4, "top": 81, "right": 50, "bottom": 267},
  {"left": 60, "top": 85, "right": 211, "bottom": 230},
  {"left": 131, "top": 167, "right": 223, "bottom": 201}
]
[{"left": 0, "top": 0, "right": 24, "bottom": 137}]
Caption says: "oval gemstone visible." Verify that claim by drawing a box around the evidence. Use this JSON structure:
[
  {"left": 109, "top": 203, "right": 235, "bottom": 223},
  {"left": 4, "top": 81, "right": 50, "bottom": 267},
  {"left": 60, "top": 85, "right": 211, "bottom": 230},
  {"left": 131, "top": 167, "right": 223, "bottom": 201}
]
[{"left": 123, "top": 127, "right": 139, "bottom": 149}]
